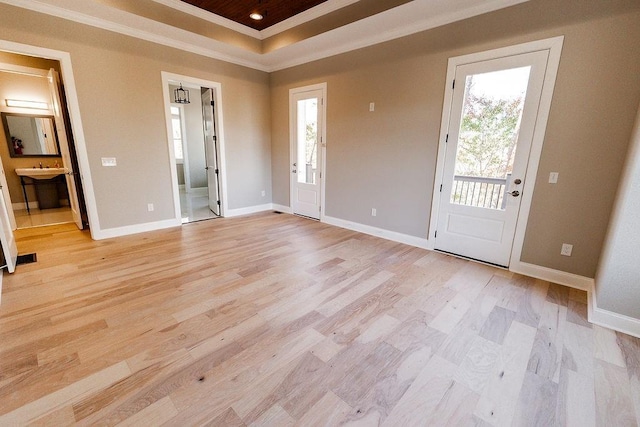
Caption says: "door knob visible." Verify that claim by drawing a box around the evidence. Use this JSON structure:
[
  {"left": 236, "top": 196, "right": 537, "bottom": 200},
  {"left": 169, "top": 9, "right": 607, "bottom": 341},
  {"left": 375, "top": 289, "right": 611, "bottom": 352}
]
[
  {"left": 292, "top": 170, "right": 297, "bottom": 173},
  {"left": 514, "top": 178, "right": 522, "bottom": 185},
  {"left": 507, "top": 190, "right": 520, "bottom": 197}
]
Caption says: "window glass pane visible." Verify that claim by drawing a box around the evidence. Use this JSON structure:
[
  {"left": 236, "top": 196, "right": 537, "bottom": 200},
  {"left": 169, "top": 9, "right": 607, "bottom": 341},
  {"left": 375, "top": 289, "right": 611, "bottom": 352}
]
[
  {"left": 174, "top": 139, "right": 183, "bottom": 160},
  {"left": 450, "top": 66, "right": 530, "bottom": 210},
  {"left": 171, "top": 118, "right": 181, "bottom": 139},
  {"left": 297, "top": 98, "right": 318, "bottom": 184}
]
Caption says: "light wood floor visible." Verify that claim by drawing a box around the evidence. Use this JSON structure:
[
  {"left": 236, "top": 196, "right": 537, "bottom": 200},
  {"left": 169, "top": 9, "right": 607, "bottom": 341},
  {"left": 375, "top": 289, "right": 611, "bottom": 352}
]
[{"left": 1, "top": 212, "right": 639, "bottom": 426}]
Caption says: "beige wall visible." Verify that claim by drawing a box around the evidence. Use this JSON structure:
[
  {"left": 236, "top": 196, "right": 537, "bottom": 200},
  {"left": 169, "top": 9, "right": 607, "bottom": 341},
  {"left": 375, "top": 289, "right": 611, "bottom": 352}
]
[
  {"left": 0, "top": 2, "right": 271, "bottom": 230},
  {"left": 271, "top": 0, "right": 640, "bottom": 278}
]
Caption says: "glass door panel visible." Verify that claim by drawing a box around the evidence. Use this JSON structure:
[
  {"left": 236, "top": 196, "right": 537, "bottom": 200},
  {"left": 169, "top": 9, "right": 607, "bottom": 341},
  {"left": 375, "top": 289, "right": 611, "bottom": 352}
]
[{"left": 450, "top": 66, "right": 531, "bottom": 210}]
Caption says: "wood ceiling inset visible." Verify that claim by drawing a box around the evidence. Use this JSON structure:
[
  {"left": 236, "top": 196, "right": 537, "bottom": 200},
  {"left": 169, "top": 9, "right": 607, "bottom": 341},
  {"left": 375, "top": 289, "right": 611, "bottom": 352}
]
[{"left": 180, "top": 0, "right": 329, "bottom": 30}]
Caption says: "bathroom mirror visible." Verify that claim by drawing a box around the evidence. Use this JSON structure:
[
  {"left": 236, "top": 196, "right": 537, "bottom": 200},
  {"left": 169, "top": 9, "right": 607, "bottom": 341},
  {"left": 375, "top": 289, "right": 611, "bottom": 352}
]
[{"left": 1, "top": 112, "right": 61, "bottom": 157}]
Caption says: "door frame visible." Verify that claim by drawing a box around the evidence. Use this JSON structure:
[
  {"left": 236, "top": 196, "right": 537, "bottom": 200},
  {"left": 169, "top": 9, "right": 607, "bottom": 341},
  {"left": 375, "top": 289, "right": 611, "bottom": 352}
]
[
  {"left": 161, "top": 71, "right": 228, "bottom": 220},
  {"left": 289, "top": 82, "right": 327, "bottom": 220},
  {"left": 428, "top": 36, "right": 564, "bottom": 268},
  {"left": 0, "top": 39, "right": 97, "bottom": 235}
]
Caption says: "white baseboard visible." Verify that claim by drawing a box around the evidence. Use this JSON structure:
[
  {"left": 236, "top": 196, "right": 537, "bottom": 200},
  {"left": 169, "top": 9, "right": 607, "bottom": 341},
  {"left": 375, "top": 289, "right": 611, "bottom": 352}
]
[
  {"left": 91, "top": 218, "right": 181, "bottom": 240},
  {"left": 509, "top": 261, "right": 594, "bottom": 291},
  {"left": 272, "top": 203, "right": 292, "bottom": 214},
  {"left": 588, "top": 287, "right": 640, "bottom": 339},
  {"left": 322, "top": 215, "right": 431, "bottom": 250},
  {"left": 225, "top": 203, "right": 274, "bottom": 218}
]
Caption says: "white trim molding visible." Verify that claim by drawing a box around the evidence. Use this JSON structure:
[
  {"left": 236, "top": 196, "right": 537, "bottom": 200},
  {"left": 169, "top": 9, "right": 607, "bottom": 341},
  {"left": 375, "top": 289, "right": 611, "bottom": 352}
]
[
  {"left": 272, "top": 203, "right": 293, "bottom": 214},
  {"left": 589, "top": 289, "right": 640, "bottom": 339},
  {"left": 428, "top": 36, "right": 564, "bottom": 267},
  {"left": 225, "top": 203, "right": 274, "bottom": 218},
  {"left": 1, "top": 0, "right": 530, "bottom": 72},
  {"left": 92, "top": 218, "right": 181, "bottom": 240},
  {"left": 509, "top": 261, "right": 593, "bottom": 292},
  {"left": 161, "top": 72, "right": 229, "bottom": 222},
  {"left": 323, "top": 215, "right": 431, "bottom": 250},
  {"left": 0, "top": 39, "right": 100, "bottom": 238}
]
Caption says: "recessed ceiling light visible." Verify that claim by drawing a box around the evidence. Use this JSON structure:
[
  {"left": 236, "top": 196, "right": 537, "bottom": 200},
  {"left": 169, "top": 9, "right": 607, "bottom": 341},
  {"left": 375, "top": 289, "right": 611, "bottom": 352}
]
[{"left": 249, "top": 12, "right": 263, "bottom": 21}]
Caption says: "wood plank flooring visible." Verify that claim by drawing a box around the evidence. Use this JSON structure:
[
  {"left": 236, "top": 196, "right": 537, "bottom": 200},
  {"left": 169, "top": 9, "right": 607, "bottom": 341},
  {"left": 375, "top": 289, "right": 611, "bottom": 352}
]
[{"left": 1, "top": 212, "right": 639, "bottom": 426}]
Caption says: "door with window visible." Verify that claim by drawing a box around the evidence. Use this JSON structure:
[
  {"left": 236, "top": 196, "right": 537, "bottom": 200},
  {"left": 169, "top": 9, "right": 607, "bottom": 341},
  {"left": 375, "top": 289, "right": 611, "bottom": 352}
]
[
  {"left": 435, "top": 50, "right": 549, "bottom": 266},
  {"left": 290, "top": 85, "right": 325, "bottom": 219},
  {"left": 202, "top": 89, "right": 221, "bottom": 216}
]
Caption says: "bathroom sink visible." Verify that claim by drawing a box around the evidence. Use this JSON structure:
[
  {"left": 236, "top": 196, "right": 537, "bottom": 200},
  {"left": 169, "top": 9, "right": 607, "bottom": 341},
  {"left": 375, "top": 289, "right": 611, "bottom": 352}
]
[{"left": 15, "top": 167, "right": 67, "bottom": 180}]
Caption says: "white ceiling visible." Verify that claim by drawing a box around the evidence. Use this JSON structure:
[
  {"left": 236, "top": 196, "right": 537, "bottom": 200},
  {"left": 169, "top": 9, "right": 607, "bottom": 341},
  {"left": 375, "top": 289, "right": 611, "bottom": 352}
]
[{"left": 1, "top": 0, "right": 529, "bottom": 72}]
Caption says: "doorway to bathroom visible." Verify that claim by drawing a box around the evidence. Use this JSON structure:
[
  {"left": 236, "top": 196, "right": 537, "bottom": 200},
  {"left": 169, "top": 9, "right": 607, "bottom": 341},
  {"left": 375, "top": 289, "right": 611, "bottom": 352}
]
[
  {"left": 0, "top": 51, "right": 88, "bottom": 232},
  {"left": 162, "top": 73, "right": 227, "bottom": 224}
]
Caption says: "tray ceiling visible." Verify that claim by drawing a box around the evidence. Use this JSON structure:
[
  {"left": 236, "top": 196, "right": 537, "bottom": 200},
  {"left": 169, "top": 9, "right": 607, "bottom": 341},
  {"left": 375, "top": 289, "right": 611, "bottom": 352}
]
[{"left": 180, "top": 0, "right": 329, "bottom": 30}]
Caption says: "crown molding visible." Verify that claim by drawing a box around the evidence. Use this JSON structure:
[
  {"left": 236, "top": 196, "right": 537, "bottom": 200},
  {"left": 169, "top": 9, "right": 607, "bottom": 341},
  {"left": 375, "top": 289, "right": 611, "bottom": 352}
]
[
  {"left": 0, "top": 0, "right": 269, "bottom": 71},
  {"left": 152, "top": 0, "right": 361, "bottom": 40},
  {"left": 261, "top": 0, "right": 531, "bottom": 71},
  {"left": 149, "top": 0, "right": 261, "bottom": 38},
  {"left": 260, "top": 0, "right": 361, "bottom": 39},
  {"left": 0, "top": 0, "right": 530, "bottom": 73}
]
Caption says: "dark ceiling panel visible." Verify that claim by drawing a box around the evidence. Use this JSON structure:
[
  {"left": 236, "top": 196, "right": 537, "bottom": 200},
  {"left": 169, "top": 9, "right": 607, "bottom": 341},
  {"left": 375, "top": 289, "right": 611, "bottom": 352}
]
[{"left": 181, "top": 0, "right": 329, "bottom": 30}]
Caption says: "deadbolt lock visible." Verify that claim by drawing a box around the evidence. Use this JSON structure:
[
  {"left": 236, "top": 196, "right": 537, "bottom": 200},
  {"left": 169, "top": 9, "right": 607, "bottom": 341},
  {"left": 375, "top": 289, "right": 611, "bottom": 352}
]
[{"left": 514, "top": 178, "right": 522, "bottom": 185}]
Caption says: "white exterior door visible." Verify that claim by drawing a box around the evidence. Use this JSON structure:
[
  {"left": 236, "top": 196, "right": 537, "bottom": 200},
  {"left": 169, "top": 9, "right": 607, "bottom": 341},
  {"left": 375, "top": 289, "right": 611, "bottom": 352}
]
[
  {"left": 201, "top": 89, "right": 221, "bottom": 216},
  {"left": 290, "top": 86, "right": 325, "bottom": 219},
  {"left": 48, "top": 69, "right": 82, "bottom": 229},
  {"left": 434, "top": 50, "right": 549, "bottom": 267}
]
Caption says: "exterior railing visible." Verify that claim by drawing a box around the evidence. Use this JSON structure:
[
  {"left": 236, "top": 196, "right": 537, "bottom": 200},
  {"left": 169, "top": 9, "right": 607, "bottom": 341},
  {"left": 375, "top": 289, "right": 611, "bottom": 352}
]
[{"left": 451, "top": 174, "right": 510, "bottom": 210}]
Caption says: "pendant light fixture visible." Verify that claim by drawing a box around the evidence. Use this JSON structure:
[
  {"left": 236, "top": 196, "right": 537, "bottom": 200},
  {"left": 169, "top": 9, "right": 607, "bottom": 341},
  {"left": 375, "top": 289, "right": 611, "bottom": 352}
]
[{"left": 174, "top": 83, "right": 190, "bottom": 104}]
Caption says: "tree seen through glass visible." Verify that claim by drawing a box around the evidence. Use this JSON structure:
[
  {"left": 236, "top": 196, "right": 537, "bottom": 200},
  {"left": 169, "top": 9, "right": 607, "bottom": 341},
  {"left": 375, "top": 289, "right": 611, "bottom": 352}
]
[{"left": 451, "top": 67, "right": 530, "bottom": 209}]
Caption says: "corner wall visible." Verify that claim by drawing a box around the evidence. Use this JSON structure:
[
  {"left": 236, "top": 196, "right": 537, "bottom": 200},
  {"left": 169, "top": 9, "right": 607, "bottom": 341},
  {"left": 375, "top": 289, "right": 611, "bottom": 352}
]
[
  {"left": 592, "top": 102, "right": 640, "bottom": 335},
  {"left": 270, "top": 0, "right": 640, "bottom": 278},
  {"left": 0, "top": 2, "right": 272, "bottom": 233}
]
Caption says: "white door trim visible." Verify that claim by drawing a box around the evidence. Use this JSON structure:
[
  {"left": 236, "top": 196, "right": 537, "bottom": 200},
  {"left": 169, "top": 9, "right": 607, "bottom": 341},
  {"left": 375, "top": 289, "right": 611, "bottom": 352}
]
[
  {"left": 289, "top": 82, "right": 327, "bottom": 221},
  {"left": 0, "top": 39, "right": 98, "bottom": 236},
  {"left": 428, "top": 36, "right": 564, "bottom": 267},
  {"left": 161, "top": 71, "right": 228, "bottom": 219}
]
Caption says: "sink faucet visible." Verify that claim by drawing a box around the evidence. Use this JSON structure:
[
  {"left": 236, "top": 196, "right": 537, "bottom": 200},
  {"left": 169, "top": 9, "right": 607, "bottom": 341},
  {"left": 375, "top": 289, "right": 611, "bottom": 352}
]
[{"left": 39, "top": 162, "right": 42, "bottom": 169}]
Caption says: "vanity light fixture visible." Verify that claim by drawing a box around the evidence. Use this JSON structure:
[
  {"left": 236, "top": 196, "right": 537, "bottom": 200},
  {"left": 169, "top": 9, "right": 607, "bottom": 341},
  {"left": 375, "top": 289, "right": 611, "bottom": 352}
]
[
  {"left": 5, "top": 99, "right": 49, "bottom": 110},
  {"left": 249, "top": 12, "right": 263, "bottom": 20},
  {"left": 173, "top": 84, "right": 190, "bottom": 104}
]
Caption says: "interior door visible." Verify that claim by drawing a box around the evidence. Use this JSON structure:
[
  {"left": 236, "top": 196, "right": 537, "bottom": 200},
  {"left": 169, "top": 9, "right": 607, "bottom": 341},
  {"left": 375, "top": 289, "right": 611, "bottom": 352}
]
[
  {"left": 201, "top": 89, "right": 221, "bottom": 216},
  {"left": 48, "top": 69, "right": 82, "bottom": 229},
  {"left": 291, "top": 89, "right": 323, "bottom": 219},
  {"left": 0, "top": 155, "right": 16, "bottom": 231},
  {"left": 0, "top": 178, "right": 17, "bottom": 273},
  {"left": 434, "top": 50, "right": 548, "bottom": 266}
]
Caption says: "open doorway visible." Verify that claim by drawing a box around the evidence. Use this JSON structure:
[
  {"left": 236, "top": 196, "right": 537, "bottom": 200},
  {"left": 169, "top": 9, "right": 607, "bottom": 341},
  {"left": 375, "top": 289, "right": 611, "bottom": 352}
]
[
  {"left": 162, "top": 73, "right": 227, "bottom": 224},
  {"left": 0, "top": 51, "right": 88, "bottom": 232}
]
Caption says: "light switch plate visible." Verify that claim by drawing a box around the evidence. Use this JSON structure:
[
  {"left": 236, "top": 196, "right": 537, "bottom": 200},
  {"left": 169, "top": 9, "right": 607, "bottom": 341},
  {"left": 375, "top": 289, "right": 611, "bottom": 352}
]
[
  {"left": 549, "top": 172, "right": 559, "bottom": 184},
  {"left": 102, "top": 157, "right": 117, "bottom": 167}
]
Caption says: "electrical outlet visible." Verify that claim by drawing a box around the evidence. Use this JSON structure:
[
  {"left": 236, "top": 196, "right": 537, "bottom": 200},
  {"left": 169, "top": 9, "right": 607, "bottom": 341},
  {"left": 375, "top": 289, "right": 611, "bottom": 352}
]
[
  {"left": 561, "top": 243, "right": 573, "bottom": 256},
  {"left": 261, "top": 190, "right": 266, "bottom": 197},
  {"left": 147, "top": 203, "right": 154, "bottom": 212},
  {"left": 549, "top": 172, "right": 559, "bottom": 184},
  {"left": 101, "top": 157, "right": 117, "bottom": 167},
  {"left": 369, "top": 102, "right": 375, "bottom": 112},
  {"left": 371, "top": 208, "right": 377, "bottom": 217}
]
